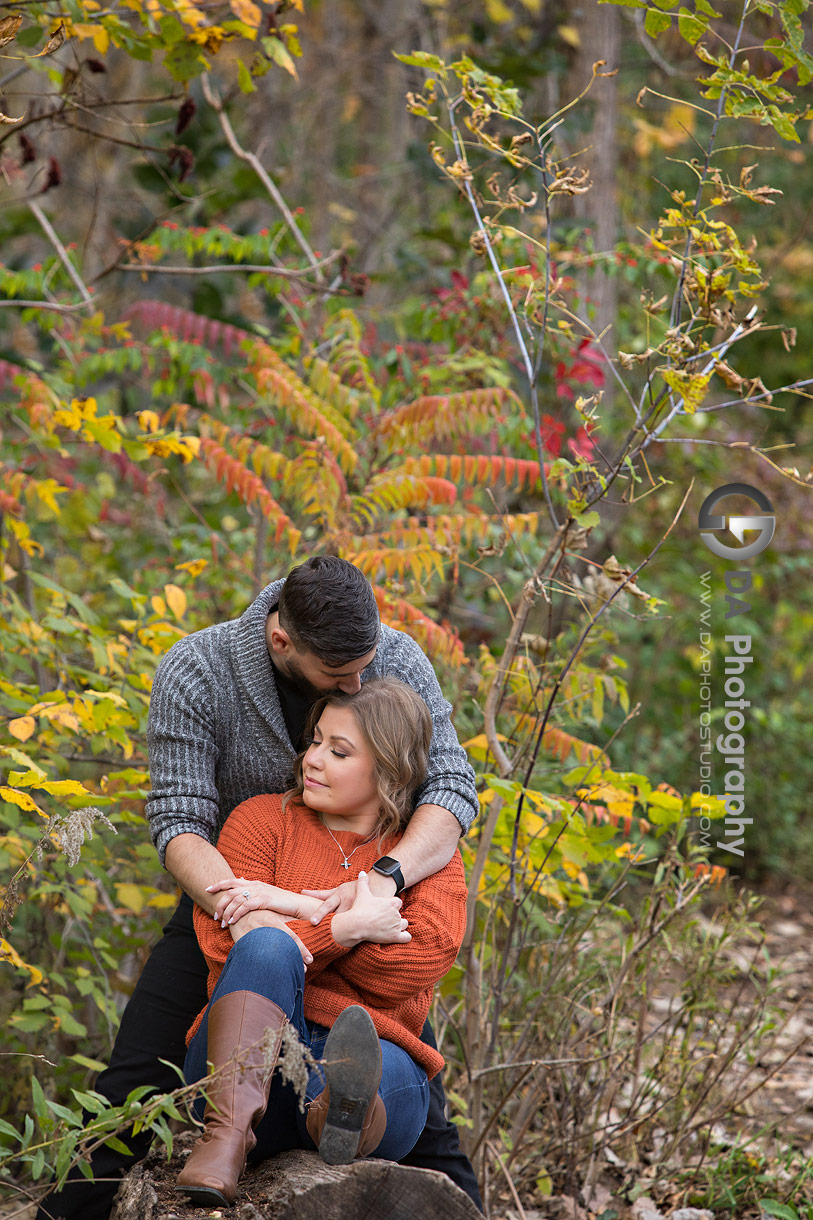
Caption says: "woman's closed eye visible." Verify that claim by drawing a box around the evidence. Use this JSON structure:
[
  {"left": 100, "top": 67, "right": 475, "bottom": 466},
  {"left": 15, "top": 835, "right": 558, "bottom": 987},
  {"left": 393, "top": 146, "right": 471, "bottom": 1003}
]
[{"left": 310, "top": 734, "right": 347, "bottom": 759}]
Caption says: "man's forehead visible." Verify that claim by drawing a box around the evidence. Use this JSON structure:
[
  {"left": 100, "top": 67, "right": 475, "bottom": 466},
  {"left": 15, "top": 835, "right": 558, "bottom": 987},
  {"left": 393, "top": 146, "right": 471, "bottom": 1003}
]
[{"left": 314, "top": 646, "right": 377, "bottom": 676}]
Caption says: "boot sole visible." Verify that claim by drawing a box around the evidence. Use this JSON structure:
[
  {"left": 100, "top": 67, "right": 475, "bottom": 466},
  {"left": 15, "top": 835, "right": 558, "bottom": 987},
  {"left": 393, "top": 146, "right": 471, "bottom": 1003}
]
[
  {"left": 175, "top": 1183, "right": 232, "bottom": 1206},
  {"left": 319, "top": 1006, "right": 382, "bottom": 1164}
]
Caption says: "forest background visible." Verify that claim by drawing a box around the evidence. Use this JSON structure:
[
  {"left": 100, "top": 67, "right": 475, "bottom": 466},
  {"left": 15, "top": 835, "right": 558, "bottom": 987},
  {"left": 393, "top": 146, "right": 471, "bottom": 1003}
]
[{"left": 1, "top": 0, "right": 813, "bottom": 1215}]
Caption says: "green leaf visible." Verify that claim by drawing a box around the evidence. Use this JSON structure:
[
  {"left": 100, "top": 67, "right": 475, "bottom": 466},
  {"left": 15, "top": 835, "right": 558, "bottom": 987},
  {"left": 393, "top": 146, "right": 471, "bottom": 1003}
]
[
  {"left": 677, "top": 6, "right": 707, "bottom": 43},
  {"left": 71, "top": 1090, "right": 109, "bottom": 1115},
  {"left": 55, "top": 1131, "right": 79, "bottom": 1187},
  {"left": 237, "top": 59, "right": 256, "bottom": 93},
  {"left": 758, "top": 1203, "right": 799, "bottom": 1220},
  {"left": 393, "top": 50, "right": 446, "bottom": 71},
  {"left": 0, "top": 1119, "right": 20, "bottom": 1141},
  {"left": 58, "top": 1010, "right": 89, "bottom": 1038},
  {"left": 31, "top": 1148, "right": 45, "bottom": 1180},
  {"left": 28, "top": 573, "right": 100, "bottom": 624},
  {"left": 46, "top": 1099, "right": 84, "bottom": 1127},
  {"left": 70, "top": 1054, "right": 109, "bottom": 1073},
  {"left": 262, "top": 35, "right": 297, "bottom": 76},
  {"left": 103, "top": 1135, "right": 132, "bottom": 1155},
  {"left": 31, "top": 1075, "right": 48, "bottom": 1123},
  {"left": 645, "top": 9, "right": 672, "bottom": 34}
]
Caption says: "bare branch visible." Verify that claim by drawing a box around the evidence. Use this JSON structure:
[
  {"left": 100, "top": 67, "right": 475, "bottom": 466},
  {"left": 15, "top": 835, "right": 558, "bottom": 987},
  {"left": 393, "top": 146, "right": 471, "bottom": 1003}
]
[
  {"left": 117, "top": 250, "right": 344, "bottom": 285},
  {"left": 0, "top": 298, "right": 88, "bottom": 313},
  {"left": 201, "top": 73, "right": 324, "bottom": 281},
  {"left": 27, "top": 200, "right": 94, "bottom": 310}
]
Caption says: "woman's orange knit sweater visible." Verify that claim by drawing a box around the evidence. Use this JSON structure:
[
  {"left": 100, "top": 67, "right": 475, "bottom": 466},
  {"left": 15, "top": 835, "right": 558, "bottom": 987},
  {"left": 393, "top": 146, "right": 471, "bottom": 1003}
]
[{"left": 188, "top": 794, "right": 468, "bottom": 1079}]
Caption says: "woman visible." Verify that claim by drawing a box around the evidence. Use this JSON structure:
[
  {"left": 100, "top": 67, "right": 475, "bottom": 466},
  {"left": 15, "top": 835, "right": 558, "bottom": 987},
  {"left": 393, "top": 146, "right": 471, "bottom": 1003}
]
[{"left": 176, "top": 677, "right": 468, "bottom": 1207}]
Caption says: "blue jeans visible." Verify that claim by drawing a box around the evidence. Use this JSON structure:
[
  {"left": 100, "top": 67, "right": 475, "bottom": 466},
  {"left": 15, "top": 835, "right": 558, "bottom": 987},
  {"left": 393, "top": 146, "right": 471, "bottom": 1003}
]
[{"left": 184, "top": 927, "right": 429, "bottom": 1163}]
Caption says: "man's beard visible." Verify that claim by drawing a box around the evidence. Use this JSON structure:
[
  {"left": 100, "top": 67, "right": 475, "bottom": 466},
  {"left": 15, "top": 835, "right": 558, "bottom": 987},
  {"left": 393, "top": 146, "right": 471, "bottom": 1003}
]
[{"left": 280, "top": 655, "right": 339, "bottom": 702}]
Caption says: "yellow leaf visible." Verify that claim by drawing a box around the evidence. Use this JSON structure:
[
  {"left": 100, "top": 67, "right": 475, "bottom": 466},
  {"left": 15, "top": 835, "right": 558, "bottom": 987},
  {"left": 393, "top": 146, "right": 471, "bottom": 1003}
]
[
  {"left": 175, "top": 557, "right": 208, "bottom": 578},
  {"left": 83, "top": 689, "right": 127, "bottom": 706},
  {"left": 163, "top": 583, "right": 187, "bottom": 620},
  {"left": 72, "top": 21, "right": 109, "bottom": 52},
  {"left": 485, "top": 0, "right": 513, "bottom": 20},
  {"left": 149, "top": 891, "right": 181, "bottom": 909},
  {"left": 230, "top": 0, "right": 261, "bottom": 28},
  {"left": 34, "top": 779, "right": 91, "bottom": 797},
  {"left": 30, "top": 703, "right": 80, "bottom": 732},
  {"left": 29, "top": 477, "right": 67, "bottom": 515},
  {"left": 8, "top": 716, "right": 35, "bottom": 742},
  {"left": 151, "top": 595, "right": 167, "bottom": 617},
  {"left": 0, "top": 938, "right": 44, "bottom": 986},
  {"left": 174, "top": 0, "right": 207, "bottom": 27},
  {"left": 137, "top": 409, "right": 161, "bottom": 434},
  {"left": 116, "top": 882, "right": 146, "bottom": 914},
  {"left": 0, "top": 786, "right": 46, "bottom": 815},
  {"left": 557, "top": 23, "right": 580, "bottom": 47},
  {"left": 0, "top": 112, "right": 24, "bottom": 125}
]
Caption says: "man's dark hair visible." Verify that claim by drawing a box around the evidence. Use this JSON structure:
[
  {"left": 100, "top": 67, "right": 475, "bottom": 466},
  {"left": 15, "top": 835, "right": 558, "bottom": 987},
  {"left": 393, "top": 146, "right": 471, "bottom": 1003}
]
[{"left": 278, "top": 556, "right": 380, "bottom": 666}]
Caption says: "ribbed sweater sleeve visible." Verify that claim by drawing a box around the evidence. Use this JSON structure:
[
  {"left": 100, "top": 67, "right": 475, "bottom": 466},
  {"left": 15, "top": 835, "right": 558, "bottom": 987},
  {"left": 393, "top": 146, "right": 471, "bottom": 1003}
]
[
  {"left": 193, "top": 795, "right": 354, "bottom": 980},
  {"left": 146, "top": 642, "right": 220, "bottom": 862},
  {"left": 329, "top": 855, "right": 467, "bottom": 1003}
]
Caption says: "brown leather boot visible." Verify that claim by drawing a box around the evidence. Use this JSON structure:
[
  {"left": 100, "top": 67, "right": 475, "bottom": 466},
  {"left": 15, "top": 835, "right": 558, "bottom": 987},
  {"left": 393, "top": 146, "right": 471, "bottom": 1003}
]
[
  {"left": 176, "top": 990, "right": 287, "bottom": 1206},
  {"left": 306, "top": 1005, "right": 387, "bottom": 1163}
]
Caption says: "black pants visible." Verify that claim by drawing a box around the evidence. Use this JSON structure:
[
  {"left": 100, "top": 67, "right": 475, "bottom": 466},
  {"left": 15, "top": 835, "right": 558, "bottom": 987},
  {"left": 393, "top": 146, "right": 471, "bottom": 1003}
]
[{"left": 36, "top": 896, "right": 483, "bottom": 1219}]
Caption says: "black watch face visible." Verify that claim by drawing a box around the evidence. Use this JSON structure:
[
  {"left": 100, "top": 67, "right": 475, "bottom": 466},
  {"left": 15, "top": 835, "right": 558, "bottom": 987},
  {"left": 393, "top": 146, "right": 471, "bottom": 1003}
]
[{"left": 375, "top": 856, "right": 398, "bottom": 873}]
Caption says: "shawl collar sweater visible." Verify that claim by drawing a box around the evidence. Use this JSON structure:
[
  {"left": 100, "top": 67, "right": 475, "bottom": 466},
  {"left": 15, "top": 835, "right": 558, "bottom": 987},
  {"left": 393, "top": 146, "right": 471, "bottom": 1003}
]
[
  {"left": 188, "top": 795, "right": 468, "bottom": 1079},
  {"left": 146, "top": 579, "right": 477, "bottom": 864}
]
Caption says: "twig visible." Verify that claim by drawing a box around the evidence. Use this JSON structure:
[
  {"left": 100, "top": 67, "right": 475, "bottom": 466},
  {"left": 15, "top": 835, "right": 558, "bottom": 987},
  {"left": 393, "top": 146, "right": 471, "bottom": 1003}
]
[
  {"left": 487, "top": 1139, "right": 528, "bottom": 1220},
  {"left": 27, "top": 201, "right": 93, "bottom": 310},
  {"left": 668, "top": 0, "right": 749, "bottom": 336},
  {"left": 0, "top": 298, "right": 88, "bottom": 313},
  {"left": 118, "top": 253, "right": 343, "bottom": 284},
  {"left": 200, "top": 73, "right": 324, "bottom": 280},
  {"left": 482, "top": 524, "right": 569, "bottom": 774},
  {"left": 697, "top": 376, "right": 813, "bottom": 412},
  {"left": 447, "top": 99, "right": 560, "bottom": 532}
]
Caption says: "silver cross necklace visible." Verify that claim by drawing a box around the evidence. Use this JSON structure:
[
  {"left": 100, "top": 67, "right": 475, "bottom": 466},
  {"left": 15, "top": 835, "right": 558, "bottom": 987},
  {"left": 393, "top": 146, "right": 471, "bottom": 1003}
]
[{"left": 320, "top": 816, "right": 374, "bottom": 870}]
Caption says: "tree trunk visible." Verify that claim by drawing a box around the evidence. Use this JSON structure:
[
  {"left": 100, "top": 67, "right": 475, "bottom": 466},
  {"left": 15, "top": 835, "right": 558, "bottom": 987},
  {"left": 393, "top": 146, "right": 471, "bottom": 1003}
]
[
  {"left": 109, "top": 1138, "right": 482, "bottom": 1220},
  {"left": 571, "top": 3, "right": 621, "bottom": 353}
]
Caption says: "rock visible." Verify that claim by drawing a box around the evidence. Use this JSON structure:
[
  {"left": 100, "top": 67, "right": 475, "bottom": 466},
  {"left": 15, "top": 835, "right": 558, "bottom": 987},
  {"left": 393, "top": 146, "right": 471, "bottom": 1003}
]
[
  {"left": 669, "top": 1210, "right": 715, "bottom": 1220},
  {"left": 631, "top": 1196, "right": 666, "bottom": 1220}
]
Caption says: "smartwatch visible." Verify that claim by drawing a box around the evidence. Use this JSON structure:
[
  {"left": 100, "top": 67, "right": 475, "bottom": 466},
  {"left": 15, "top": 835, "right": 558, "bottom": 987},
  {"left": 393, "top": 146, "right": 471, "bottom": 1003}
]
[{"left": 372, "top": 856, "right": 405, "bottom": 896}]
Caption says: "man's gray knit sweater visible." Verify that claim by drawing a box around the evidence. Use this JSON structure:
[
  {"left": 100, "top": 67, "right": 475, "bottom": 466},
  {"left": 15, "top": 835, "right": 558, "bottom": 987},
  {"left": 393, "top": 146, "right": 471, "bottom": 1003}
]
[{"left": 146, "top": 578, "right": 478, "bottom": 864}]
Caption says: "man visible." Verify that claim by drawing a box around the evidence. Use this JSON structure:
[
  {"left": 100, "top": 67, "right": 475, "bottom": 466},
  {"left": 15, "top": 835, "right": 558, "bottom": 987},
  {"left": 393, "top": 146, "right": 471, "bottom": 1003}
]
[{"left": 38, "top": 556, "right": 482, "bottom": 1219}]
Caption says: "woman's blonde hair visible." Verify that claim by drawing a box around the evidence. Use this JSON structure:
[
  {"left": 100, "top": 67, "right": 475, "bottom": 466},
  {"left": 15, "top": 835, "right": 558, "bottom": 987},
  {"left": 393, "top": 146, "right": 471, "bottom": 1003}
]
[{"left": 286, "top": 677, "right": 432, "bottom": 843}]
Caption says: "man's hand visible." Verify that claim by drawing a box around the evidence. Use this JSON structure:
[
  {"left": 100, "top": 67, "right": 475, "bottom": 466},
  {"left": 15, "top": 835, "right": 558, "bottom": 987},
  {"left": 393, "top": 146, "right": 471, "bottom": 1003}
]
[
  {"left": 303, "top": 867, "right": 397, "bottom": 925},
  {"left": 207, "top": 877, "right": 321, "bottom": 927},
  {"left": 228, "top": 909, "right": 313, "bottom": 966},
  {"left": 330, "top": 872, "right": 411, "bottom": 948}
]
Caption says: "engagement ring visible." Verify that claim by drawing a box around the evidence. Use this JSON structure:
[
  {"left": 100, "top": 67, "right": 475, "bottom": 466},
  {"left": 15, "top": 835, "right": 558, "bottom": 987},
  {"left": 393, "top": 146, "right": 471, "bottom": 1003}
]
[{"left": 242, "top": 890, "right": 250, "bottom": 900}]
